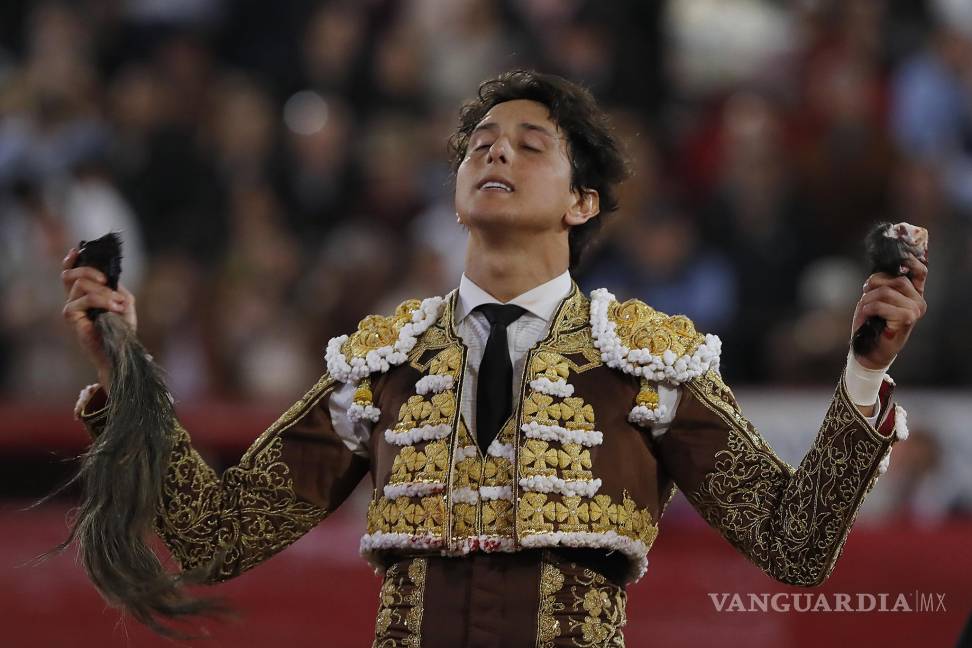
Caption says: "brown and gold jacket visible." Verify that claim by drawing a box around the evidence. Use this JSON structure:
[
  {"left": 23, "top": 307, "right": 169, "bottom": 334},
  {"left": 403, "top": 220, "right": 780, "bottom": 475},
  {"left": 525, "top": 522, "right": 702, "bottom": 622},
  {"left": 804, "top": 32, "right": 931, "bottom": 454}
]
[{"left": 77, "top": 282, "right": 904, "bottom": 588}]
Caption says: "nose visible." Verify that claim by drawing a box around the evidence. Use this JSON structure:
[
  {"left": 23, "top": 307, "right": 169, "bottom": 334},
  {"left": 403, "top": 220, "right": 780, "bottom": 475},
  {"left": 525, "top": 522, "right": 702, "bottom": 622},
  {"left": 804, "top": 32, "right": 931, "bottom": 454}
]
[{"left": 486, "top": 136, "right": 511, "bottom": 165}]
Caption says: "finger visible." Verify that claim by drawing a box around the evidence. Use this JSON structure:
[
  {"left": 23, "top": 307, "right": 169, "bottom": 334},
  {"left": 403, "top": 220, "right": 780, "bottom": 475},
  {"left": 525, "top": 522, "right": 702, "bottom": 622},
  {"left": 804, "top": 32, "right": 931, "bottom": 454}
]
[
  {"left": 860, "top": 284, "right": 922, "bottom": 312},
  {"left": 116, "top": 283, "right": 138, "bottom": 330},
  {"left": 861, "top": 301, "right": 919, "bottom": 331},
  {"left": 67, "top": 278, "right": 123, "bottom": 305},
  {"left": 852, "top": 303, "right": 869, "bottom": 332},
  {"left": 863, "top": 272, "right": 897, "bottom": 291},
  {"left": 68, "top": 277, "right": 111, "bottom": 301},
  {"left": 63, "top": 286, "right": 127, "bottom": 318},
  {"left": 62, "top": 247, "right": 77, "bottom": 271},
  {"left": 864, "top": 273, "right": 923, "bottom": 301},
  {"left": 61, "top": 267, "right": 107, "bottom": 294},
  {"left": 904, "top": 253, "right": 928, "bottom": 295},
  {"left": 864, "top": 275, "right": 927, "bottom": 317}
]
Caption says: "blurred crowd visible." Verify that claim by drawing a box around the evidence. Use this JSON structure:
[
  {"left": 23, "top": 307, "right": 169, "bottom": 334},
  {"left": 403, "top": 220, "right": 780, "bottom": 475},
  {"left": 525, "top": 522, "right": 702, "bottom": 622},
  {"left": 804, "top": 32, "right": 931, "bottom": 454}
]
[{"left": 2, "top": 0, "right": 972, "bottom": 403}]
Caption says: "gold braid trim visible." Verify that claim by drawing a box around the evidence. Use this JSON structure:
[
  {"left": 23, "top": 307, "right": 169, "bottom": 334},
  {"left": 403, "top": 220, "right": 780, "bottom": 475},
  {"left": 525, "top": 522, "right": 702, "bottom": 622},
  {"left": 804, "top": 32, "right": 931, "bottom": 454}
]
[
  {"left": 153, "top": 374, "right": 337, "bottom": 581},
  {"left": 372, "top": 557, "right": 428, "bottom": 647},
  {"left": 682, "top": 370, "right": 892, "bottom": 586},
  {"left": 537, "top": 556, "right": 566, "bottom": 647}
]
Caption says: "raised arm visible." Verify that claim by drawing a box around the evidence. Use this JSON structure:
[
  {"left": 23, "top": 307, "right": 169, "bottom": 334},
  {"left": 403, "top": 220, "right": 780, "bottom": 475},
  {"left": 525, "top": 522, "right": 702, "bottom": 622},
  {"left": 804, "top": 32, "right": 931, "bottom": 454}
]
[
  {"left": 75, "top": 375, "right": 369, "bottom": 582},
  {"left": 650, "top": 226, "right": 927, "bottom": 586},
  {"left": 652, "top": 367, "right": 901, "bottom": 587},
  {"left": 62, "top": 244, "right": 369, "bottom": 584}
]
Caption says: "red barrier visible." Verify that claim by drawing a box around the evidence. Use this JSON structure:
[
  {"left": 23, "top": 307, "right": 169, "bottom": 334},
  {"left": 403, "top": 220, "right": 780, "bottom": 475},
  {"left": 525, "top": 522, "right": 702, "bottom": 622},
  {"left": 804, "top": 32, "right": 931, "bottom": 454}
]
[
  {"left": 0, "top": 399, "right": 282, "bottom": 453},
  {"left": 3, "top": 500, "right": 969, "bottom": 648}
]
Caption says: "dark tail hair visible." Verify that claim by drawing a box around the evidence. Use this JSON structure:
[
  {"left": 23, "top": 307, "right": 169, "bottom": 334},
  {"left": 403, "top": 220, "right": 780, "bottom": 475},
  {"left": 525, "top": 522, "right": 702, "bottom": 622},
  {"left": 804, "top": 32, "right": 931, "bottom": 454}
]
[{"left": 31, "top": 313, "right": 233, "bottom": 638}]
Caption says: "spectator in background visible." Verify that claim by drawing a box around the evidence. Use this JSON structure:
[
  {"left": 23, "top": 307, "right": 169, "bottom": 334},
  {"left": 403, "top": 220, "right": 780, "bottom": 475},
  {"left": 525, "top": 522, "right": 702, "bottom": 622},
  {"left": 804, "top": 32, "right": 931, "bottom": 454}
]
[
  {"left": 701, "top": 91, "right": 814, "bottom": 381},
  {"left": 581, "top": 199, "right": 737, "bottom": 335},
  {"left": 766, "top": 256, "right": 865, "bottom": 384},
  {"left": 792, "top": 41, "right": 897, "bottom": 256},
  {"left": 892, "top": 0, "right": 972, "bottom": 214},
  {"left": 0, "top": 3, "right": 109, "bottom": 186},
  {"left": 881, "top": 158, "right": 972, "bottom": 384},
  {"left": 0, "top": 0, "right": 970, "bottom": 405},
  {"left": 211, "top": 182, "right": 308, "bottom": 398},
  {"left": 278, "top": 92, "right": 356, "bottom": 250},
  {"left": 118, "top": 32, "right": 228, "bottom": 263}
]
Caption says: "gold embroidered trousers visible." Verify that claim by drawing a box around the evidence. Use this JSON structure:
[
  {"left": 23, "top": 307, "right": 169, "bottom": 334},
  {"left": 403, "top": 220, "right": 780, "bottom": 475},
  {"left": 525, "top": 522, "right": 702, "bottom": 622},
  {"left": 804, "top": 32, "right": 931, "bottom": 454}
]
[{"left": 372, "top": 549, "right": 628, "bottom": 648}]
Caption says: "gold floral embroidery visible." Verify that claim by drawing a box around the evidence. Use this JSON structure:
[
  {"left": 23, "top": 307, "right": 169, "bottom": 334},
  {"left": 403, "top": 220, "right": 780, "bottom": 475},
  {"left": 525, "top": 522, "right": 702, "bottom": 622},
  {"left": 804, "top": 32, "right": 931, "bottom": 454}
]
[
  {"left": 389, "top": 446, "right": 426, "bottom": 483},
  {"left": 520, "top": 492, "right": 556, "bottom": 533},
  {"left": 556, "top": 288, "right": 591, "bottom": 332},
  {"left": 558, "top": 444, "right": 593, "bottom": 480},
  {"left": 522, "top": 392, "right": 596, "bottom": 430},
  {"left": 521, "top": 439, "right": 559, "bottom": 477},
  {"left": 547, "top": 330, "right": 602, "bottom": 367},
  {"left": 372, "top": 557, "right": 427, "bottom": 647},
  {"left": 367, "top": 495, "right": 446, "bottom": 537},
  {"left": 555, "top": 496, "right": 590, "bottom": 532},
  {"left": 429, "top": 346, "right": 462, "bottom": 377},
  {"left": 392, "top": 392, "right": 456, "bottom": 431},
  {"left": 483, "top": 455, "right": 513, "bottom": 486},
  {"left": 519, "top": 440, "right": 593, "bottom": 481},
  {"left": 588, "top": 495, "right": 616, "bottom": 533},
  {"left": 415, "top": 496, "right": 446, "bottom": 535},
  {"left": 536, "top": 556, "right": 627, "bottom": 647},
  {"left": 389, "top": 439, "right": 452, "bottom": 485},
  {"left": 482, "top": 499, "right": 514, "bottom": 535},
  {"left": 345, "top": 299, "right": 422, "bottom": 359},
  {"left": 420, "top": 440, "right": 450, "bottom": 481},
  {"left": 608, "top": 298, "right": 706, "bottom": 359},
  {"left": 516, "top": 492, "right": 659, "bottom": 548},
  {"left": 453, "top": 502, "right": 478, "bottom": 536},
  {"left": 408, "top": 291, "right": 462, "bottom": 370},
  {"left": 531, "top": 352, "right": 571, "bottom": 380},
  {"left": 523, "top": 392, "right": 555, "bottom": 423},
  {"left": 683, "top": 370, "right": 891, "bottom": 586},
  {"left": 537, "top": 560, "right": 566, "bottom": 647},
  {"left": 565, "top": 568, "right": 627, "bottom": 647},
  {"left": 453, "top": 456, "right": 481, "bottom": 488},
  {"left": 154, "top": 374, "right": 336, "bottom": 581}
]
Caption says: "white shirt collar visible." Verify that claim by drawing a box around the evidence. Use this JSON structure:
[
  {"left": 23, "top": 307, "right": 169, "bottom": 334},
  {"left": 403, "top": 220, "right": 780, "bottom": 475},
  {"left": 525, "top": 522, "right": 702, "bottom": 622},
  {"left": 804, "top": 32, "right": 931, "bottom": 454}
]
[{"left": 455, "top": 269, "right": 573, "bottom": 324}]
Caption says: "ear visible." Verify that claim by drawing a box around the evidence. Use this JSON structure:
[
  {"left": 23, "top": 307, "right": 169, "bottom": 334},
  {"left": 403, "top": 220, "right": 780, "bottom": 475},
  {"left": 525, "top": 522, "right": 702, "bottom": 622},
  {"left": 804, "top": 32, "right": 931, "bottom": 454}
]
[{"left": 564, "top": 188, "right": 600, "bottom": 227}]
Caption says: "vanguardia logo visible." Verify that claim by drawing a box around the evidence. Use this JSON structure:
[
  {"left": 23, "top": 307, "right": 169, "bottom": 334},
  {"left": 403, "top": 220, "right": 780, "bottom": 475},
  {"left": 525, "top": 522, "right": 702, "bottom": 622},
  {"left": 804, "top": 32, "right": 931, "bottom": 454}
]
[{"left": 708, "top": 591, "right": 947, "bottom": 613}]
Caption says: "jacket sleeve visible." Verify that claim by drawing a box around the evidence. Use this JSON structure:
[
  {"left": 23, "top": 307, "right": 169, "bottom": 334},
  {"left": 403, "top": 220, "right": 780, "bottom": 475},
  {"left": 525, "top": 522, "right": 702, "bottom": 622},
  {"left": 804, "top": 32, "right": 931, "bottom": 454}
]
[
  {"left": 75, "top": 373, "right": 370, "bottom": 583},
  {"left": 651, "top": 365, "right": 902, "bottom": 587}
]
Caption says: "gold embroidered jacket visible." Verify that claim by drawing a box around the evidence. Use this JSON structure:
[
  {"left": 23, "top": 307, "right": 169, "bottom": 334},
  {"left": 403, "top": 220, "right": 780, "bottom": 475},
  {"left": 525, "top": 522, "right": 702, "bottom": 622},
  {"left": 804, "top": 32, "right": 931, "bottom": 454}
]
[{"left": 77, "top": 282, "right": 903, "bottom": 591}]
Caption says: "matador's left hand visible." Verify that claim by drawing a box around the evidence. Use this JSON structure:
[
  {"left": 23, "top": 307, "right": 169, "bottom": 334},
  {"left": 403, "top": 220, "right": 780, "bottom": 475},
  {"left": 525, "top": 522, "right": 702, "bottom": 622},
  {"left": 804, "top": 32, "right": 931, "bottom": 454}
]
[{"left": 851, "top": 253, "right": 928, "bottom": 369}]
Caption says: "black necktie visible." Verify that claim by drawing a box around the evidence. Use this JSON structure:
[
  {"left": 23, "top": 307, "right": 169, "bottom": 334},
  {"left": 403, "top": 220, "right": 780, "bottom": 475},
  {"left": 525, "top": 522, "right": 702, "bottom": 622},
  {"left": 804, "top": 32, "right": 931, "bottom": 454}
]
[{"left": 475, "top": 303, "right": 527, "bottom": 455}]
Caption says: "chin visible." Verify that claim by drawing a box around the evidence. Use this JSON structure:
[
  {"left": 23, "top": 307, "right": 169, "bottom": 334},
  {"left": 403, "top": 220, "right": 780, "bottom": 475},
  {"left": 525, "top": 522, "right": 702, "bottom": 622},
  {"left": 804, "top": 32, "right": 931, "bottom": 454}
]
[{"left": 463, "top": 209, "right": 520, "bottom": 229}]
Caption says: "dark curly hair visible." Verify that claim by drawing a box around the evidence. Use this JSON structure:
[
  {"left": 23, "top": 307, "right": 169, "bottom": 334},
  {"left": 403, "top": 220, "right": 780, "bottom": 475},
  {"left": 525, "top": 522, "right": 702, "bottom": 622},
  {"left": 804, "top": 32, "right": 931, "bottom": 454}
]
[{"left": 448, "top": 70, "right": 630, "bottom": 270}]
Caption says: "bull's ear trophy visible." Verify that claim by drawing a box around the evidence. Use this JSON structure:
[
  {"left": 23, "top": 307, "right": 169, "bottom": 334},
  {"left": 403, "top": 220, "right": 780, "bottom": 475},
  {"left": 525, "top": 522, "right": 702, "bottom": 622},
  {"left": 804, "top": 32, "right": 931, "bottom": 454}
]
[
  {"left": 852, "top": 222, "right": 929, "bottom": 357},
  {"left": 35, "top": 232, "right": 231, "bottom": 638}
]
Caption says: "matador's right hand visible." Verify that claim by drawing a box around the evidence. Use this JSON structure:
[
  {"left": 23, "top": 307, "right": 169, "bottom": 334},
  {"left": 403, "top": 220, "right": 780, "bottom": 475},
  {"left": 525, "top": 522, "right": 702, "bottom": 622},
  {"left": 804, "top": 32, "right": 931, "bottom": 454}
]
[{"left": 60, "top": 246, "right": 138, "bottom": 385}]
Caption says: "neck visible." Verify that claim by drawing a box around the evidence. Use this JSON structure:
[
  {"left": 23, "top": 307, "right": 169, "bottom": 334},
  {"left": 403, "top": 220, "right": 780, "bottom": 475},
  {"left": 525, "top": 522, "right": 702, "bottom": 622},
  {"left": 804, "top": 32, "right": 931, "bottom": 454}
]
[{"left": 463, "top": 229, "right": 569, "bottom": 302}]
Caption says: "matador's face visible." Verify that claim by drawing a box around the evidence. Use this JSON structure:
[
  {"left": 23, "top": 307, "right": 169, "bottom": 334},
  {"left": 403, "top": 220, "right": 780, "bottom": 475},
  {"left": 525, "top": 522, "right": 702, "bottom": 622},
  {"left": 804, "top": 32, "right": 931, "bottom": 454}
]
[{"left": 454, "top": 99, "right": 599, "bottom": 239}]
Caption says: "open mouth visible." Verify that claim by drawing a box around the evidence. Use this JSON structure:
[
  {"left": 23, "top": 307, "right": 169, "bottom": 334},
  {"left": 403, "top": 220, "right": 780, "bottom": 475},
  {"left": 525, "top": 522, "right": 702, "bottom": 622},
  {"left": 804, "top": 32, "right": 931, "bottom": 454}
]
[{"left": 478, "top": 179, "right": 514, "bottom": 192}]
